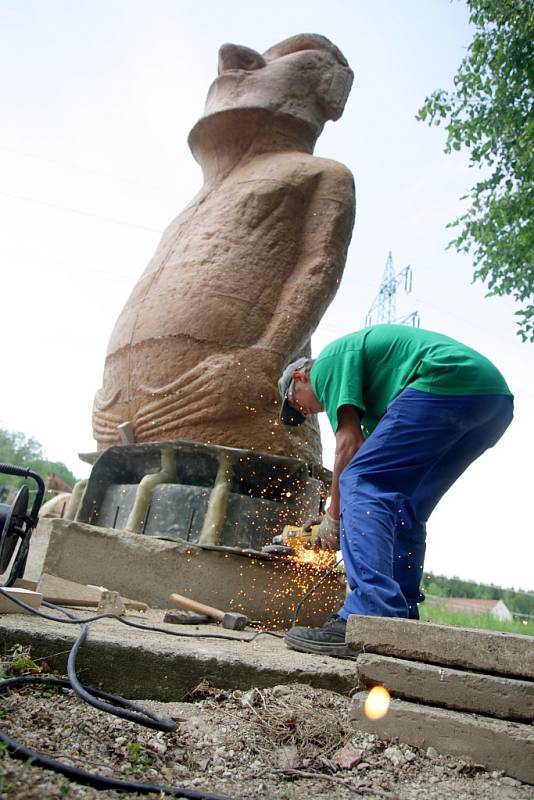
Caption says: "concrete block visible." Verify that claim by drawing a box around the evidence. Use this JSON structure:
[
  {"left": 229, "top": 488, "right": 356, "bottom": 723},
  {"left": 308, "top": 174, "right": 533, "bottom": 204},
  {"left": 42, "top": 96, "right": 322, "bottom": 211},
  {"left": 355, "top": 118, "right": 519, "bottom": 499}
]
[
  {"left": 347, "top": 615, "right": 534, "bottom": 680},
  {"left": 0, "top": 609, "right": 359, "bottom": 701},
  {"left": 355, "top": 653, "right": 534, "bottom": 722},
  {"left": 43, "top": 519, "right": 345, "bottom": 629},
  {"left": 350, "top": 692, "right": 534, "bottom": 784}
]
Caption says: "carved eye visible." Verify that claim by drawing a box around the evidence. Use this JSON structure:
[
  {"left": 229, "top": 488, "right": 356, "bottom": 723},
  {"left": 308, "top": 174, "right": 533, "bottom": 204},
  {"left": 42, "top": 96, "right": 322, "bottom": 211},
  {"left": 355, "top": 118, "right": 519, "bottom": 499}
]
[{"left": 218, "top": 44, "right": 266, "bottom": 75}]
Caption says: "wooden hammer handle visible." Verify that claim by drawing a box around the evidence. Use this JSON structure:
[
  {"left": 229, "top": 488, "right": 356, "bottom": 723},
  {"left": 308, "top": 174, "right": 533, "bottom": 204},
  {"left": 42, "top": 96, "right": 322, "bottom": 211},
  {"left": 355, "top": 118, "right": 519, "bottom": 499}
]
[{"left": 170, "top": 593, "right": 224, "bottom": 622}]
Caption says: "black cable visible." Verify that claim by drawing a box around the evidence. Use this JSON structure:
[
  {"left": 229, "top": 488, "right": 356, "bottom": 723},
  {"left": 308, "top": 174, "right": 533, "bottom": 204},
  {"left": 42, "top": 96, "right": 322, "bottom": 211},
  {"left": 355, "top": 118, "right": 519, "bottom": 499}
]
[
  {"left": 0, "top": 542, "right": 334, "bottom": 797},
  {"left": 292, "top": 556, "right": 344, "bottom": 627},
  {"left": 0, "top": 585, "right": 289, "bottom": 798},
  {"left": 0, "top": 677, "right": 232, "bottom": 799},
  {"left": 1, "top": 592, "right": 281, "bottom": 641}
]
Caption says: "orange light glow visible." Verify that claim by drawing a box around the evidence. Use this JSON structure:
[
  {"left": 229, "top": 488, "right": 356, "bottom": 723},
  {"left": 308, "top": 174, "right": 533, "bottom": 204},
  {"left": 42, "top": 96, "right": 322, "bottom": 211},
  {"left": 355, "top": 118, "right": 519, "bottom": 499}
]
[{"left": 364, "top": 685, "right": 391, "bottom": 720}]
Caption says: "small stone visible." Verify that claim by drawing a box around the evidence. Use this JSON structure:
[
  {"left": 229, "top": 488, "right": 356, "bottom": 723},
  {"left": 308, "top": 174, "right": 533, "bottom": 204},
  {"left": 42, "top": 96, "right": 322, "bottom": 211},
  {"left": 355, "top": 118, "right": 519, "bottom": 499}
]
[
  {"left": 426, "top": 747, "right": 440, "bottom": 760},
  {"left": 404, "top": 750, "right": 417, "bottom": 762},
  {"left": 271, "top": 685, "right": 291, "bottom": 698},
  {"left": 384, "top": 745, "right": 406, "bottom": 768},
  {"left": 491, "top": 770, "right": 505, "bottom": 778},
  {"left": 332, "top": 743, "right": 364, "bottom": 769},
  {"left": 240, "top": 689, "right": 261, "bottom": 707},
  {"left": 97, "top": 589, "right": 126, "bottom": 616},
  {"left": 148, "top": 737, "right": 167, "bottom": 755},
  {"left": 274, "top": 745, "right": 299, "bottom": 770},
  {"left": 501, "top": 777, "right": 521, "bottom": 787}
]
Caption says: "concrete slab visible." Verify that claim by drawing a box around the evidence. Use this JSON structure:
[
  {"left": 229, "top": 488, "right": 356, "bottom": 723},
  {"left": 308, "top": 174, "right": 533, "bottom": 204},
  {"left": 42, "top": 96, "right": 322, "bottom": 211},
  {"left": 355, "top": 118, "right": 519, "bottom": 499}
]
[
  {"left": 355, "top": 653, "right": 534, "bottom": 722},
  {"left": 0, "top": 608, "right": 358, "bottom": 701},
  {"left": 43, "top": 519, "right": 346, "bottom": 629},
  {"left": 350, "top": 692, "right": 534, "bottom": 784},
  {"left": 347, "top": 615, "right": 534, "bottom": 680}
]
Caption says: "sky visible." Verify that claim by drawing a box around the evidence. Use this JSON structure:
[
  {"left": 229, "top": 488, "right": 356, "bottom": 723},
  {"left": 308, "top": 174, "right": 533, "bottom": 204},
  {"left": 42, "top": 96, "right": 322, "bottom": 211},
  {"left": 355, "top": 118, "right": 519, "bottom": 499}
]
[{"left": 1, "top": 0, "right": 532, "bottom": 591}]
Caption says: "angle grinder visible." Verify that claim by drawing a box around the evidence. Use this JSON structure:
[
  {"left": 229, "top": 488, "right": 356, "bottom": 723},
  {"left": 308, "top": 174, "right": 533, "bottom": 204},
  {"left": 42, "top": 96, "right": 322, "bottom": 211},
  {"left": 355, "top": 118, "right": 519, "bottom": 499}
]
[{"left": 261, "top": 522, "right": 321, "bottom": 556}]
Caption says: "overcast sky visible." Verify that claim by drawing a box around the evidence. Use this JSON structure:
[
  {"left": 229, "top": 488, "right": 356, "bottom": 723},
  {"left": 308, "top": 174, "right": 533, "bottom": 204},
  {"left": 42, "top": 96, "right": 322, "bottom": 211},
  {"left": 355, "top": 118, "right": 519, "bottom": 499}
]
[{"left": 1, "top": 0, "right": 532, "bottom": 591}]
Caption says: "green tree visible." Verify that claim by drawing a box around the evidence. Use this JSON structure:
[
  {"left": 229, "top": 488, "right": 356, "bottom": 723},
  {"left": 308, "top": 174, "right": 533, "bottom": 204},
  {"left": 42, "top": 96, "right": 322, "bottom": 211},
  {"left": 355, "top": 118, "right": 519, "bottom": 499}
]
[
  {"left": 0, "top": 428, "right": 77, "bottom": 493},
  {"left": 417, "top": 0, "right": 534, "bottom": 341},
  {"left": 423, "top": 571, "right": 534, "bottom": 615}
]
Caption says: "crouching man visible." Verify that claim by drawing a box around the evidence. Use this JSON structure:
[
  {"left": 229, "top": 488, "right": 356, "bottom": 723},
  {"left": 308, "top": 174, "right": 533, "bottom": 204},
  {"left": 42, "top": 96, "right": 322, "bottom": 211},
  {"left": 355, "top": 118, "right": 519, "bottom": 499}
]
[{"left": 278, "top": 324, "right": 513, "bottom": 658}]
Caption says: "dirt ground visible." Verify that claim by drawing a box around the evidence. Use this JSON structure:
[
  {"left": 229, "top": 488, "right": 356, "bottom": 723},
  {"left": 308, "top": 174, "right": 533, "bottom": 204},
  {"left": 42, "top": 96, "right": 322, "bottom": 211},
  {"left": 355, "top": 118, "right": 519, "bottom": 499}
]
[{"left": 0, "top": 672, "right": 532, "bottom": 800}]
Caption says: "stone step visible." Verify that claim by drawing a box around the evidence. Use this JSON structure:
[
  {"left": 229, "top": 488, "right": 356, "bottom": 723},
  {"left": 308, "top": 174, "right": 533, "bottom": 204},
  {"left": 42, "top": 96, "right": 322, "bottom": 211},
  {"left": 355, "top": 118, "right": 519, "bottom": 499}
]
[
  {"left": 350, "top": 692, "right": 534, "bottom": 784},
  {"left": 346, "top": 614, "right": 534, "bottom": 680},
  {"left": 356, "top": 653, "right": 534, "bottom": 722},
  {"left": 0, "top": 608, "right": 358, "bottom": 702}
]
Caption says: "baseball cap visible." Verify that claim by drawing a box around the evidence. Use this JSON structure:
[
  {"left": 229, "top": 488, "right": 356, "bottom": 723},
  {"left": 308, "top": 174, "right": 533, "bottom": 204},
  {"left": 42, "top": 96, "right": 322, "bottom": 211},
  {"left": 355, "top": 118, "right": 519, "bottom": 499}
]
[{"left": 278, "top": 356, "right": 309, "bottom": 426}]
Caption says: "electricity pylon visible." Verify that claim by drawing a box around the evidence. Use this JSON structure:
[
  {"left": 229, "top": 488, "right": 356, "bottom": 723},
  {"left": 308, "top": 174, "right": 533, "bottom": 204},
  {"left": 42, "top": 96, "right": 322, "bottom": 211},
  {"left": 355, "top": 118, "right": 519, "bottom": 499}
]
[{"left": 365, "top": 252, "right": 420, "bottom": 328}]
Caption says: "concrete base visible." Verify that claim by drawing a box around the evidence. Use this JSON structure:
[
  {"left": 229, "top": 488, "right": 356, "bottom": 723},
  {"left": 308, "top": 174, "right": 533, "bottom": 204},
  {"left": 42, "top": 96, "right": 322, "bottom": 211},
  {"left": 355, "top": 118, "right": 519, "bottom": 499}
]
[
  {"left": 0, "top": 609, "right": 358, "bottom": 701},
  {"left": 350, "top": 693, "right": 534, "bottom": 784},
  {"left": 42, "top": 519, "right": 345, "bottom": 629},
  {"left": 356, "top": 653, "right": 534, "bottom": 722},
  {"left": 347, "top": 614, "right": 534, "bottom": 680}
]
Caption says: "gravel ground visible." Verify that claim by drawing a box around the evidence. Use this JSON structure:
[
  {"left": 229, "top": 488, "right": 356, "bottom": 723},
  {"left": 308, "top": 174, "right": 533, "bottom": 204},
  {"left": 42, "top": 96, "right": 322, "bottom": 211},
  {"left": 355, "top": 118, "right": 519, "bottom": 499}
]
[{"left": 0, "top": 659, "right": 533, "bottom": 800}]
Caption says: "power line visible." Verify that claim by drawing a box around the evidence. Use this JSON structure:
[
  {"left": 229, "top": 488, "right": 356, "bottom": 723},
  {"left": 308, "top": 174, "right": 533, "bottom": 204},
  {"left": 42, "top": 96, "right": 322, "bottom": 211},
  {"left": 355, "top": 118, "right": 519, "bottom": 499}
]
[
  {"left": 0, "top": 143, "right": 177, "bottom": 194},
  {"left": 0, "top": 246, "right": 131, "bottom": 282},
  {"left": 0, "top": 190, "right": 163, "bottom": 234}
]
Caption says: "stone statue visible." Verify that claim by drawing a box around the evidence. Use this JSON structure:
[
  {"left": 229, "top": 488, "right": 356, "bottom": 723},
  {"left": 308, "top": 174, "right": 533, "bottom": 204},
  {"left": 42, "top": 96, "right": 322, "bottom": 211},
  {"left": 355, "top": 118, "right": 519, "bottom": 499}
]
[{"left": 93, "top": 33, "right": 355, "bottom": 464}]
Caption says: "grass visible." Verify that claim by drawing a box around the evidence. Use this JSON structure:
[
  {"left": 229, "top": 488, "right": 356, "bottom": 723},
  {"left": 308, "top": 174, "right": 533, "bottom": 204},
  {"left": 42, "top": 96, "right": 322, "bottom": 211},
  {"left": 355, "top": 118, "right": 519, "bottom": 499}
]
[
  {"left": 0, "top": 644, "right": 44, "bottom": 679},
  {"left": 420, "top": 603, "right": 534, "bottom": 636}
]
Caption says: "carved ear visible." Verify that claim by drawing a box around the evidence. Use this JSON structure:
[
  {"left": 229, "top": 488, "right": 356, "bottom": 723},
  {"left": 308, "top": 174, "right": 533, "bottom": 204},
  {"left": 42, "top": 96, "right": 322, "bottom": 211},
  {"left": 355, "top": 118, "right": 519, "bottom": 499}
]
[{"left": 320, "top": 65, "right": 354, "bottom": 121}]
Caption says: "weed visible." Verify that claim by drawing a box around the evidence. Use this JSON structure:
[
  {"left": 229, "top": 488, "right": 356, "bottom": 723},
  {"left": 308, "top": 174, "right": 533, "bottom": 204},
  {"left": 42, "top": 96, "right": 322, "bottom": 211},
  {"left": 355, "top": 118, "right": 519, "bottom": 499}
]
[
  {"left": 127, "top": 740, "right": 151, "bottom": 773},
  {"left": 41, "top": 684, "right": 61, "bottom": 698},
  {"left": 0, "top": 644, "right": 43, "bottom": 677},
  {"left": 19, "top": 756, "right": 36, "bottom": 776}
]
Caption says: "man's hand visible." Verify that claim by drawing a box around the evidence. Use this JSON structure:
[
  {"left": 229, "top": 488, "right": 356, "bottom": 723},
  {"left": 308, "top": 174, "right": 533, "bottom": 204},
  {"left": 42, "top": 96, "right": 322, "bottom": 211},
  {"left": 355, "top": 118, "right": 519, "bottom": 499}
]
[
  {"left": 303, "top": 511, "right": 340, "bottom": 551},
  {"left": 316, "top": 510, "right": 340, "bottom": 551}
]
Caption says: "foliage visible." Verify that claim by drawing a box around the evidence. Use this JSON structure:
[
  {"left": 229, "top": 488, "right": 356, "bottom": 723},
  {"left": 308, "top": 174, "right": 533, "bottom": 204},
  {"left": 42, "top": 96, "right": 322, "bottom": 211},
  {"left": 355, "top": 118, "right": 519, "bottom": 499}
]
[
  {"left": 423, "top": 571, "right": 534, "bottom": 616},
  {"left": 421, "top": 603, "right": 533, "bottom": 636},
  {"left": 127, "top": 740, "right": 151, "bottom": 773},
  {"left": 417, "top": 0, "right": 534, "bottom": 341},
  {"left": 0, "top": 428, "right": 77, "bottom": 494},
  {"left": 0, "top": 644, "right": 43, "bottom": 678}
]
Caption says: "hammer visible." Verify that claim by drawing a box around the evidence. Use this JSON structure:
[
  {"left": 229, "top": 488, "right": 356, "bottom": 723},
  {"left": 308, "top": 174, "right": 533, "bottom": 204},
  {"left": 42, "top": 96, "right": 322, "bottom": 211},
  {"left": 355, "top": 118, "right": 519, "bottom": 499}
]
[{"left": 169, "top": 593, "right": 248, "bottom": 630}]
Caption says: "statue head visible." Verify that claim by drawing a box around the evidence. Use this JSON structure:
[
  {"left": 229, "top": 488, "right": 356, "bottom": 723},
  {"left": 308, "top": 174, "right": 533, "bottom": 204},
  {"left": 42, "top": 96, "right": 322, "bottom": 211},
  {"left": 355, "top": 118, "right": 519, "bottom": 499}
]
[{"left": 200, "top": 34, "right": 353, "bottom": 138}]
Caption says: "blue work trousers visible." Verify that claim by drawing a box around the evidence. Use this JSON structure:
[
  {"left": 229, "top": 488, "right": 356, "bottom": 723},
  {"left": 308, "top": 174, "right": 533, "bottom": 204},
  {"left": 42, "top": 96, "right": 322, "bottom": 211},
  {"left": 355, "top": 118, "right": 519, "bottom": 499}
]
[{"left": 337, "top": 389, "right": 513, "bottom": 620}]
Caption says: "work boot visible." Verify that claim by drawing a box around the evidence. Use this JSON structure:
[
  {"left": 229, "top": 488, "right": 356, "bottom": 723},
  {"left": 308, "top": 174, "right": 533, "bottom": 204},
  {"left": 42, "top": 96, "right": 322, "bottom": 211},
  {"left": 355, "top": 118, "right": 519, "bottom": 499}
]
[{"left": 284, "top": 614, "right": 358, "bottom": 660}]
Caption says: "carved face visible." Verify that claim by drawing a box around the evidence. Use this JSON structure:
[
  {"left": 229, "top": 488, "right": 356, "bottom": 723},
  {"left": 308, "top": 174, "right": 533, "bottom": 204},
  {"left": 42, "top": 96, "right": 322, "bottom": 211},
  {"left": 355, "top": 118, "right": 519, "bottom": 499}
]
[{"left": 203, "top": 34, "right": 353, "bottom": 135}]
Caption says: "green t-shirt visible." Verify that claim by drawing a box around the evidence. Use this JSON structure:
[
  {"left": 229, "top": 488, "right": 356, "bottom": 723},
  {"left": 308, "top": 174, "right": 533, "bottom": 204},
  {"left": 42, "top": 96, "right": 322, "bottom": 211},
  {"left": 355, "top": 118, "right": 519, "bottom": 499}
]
[{"left": 310, "top": 325, "right": 512, "bottom": 436}]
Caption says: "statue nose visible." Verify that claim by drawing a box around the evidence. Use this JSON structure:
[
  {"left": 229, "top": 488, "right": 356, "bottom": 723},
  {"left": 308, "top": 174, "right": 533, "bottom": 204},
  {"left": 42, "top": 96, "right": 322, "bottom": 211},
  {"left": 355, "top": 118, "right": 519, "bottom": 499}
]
[{"left": 218, "top": 43, "right": 266, "bottom": 75}]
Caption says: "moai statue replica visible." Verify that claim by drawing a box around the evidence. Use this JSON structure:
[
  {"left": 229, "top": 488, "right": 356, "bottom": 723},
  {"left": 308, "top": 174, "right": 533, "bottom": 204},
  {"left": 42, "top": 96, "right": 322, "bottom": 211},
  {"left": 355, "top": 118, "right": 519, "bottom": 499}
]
[{"left": 93, "top": 34, "right": 355, "bottom": 464}]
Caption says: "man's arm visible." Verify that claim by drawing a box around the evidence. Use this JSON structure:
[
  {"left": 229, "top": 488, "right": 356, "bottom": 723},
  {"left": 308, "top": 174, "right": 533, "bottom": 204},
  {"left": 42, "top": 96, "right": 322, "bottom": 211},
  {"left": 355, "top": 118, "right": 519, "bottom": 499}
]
[{"left": 328, "top": 404, "right": 364, "bottom": 520}]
